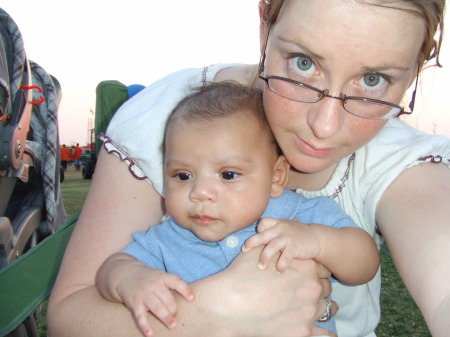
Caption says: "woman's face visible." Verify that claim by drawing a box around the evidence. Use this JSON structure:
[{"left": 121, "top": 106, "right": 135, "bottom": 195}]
[{"left": 261, "top": 0, "right": 425, "bottom": 176}]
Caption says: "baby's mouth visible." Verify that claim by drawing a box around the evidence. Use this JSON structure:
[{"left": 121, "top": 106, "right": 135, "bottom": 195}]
[{"left": 192, "top": 214, "right": 216, "bottom": 225}]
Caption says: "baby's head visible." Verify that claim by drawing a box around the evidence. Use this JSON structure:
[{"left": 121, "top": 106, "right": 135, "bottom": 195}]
[
  {"left": 163, "top": 81, "right": 281, "bottom": 157},
  {"left": 162, "top": 81, "right": 289, "bottom": 242}
]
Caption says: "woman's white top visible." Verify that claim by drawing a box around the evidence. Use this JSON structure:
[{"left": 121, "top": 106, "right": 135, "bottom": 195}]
[{"left": 102, "top": 63, "right": 450, "bottom": 337}]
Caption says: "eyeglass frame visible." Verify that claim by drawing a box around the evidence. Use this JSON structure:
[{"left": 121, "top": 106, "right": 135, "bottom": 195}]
[{"left": 258, "top": 27, "right": 419, "bottom": 120}]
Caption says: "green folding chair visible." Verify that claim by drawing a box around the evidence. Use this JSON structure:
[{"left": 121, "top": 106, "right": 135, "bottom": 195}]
[
  {"left": 0, "top": 214, "right": 77, "bottom": 337},
  {"left": 0, "top": 79, "right": 144, "bottom": 337}
]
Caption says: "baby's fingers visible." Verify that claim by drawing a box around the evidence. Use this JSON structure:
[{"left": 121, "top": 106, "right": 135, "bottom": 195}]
[
  {"left": 275, "top": 249, "right": 296, "bottom": 273},
  {"left": 242, "top": 218, "right": 279, "bottom": 252},
  {"left": 144, "top": 295, "right": 177, "bottom": 329},
  {"left": 166, "top": 274, "right": 195, "bottom": 302},
  {"left": 134, "top": 306, "right": 155, "bottom": 337},
  {"left": 256, "top": 239, "right": 286, "bottom": 270}
]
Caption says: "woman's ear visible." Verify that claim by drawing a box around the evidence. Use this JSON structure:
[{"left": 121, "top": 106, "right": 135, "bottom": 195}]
[{"left": 271, "top": 155, "right": 290, "bottom": 198}]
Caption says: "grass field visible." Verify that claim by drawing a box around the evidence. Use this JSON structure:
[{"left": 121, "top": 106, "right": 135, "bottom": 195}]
[
  {"left": 43, "top": 168, "right": 430, "bottom": 336},
  {"left": 376, "top": 254, "right": 430, "bottom": 336},
  {"left": 60, "top": 168, "right": 92, "bottom": 218}
]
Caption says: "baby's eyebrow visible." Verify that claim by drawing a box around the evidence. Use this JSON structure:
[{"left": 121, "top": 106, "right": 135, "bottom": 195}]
[{"left": 164, "top": 158, "right": 188, "bottom": 168}]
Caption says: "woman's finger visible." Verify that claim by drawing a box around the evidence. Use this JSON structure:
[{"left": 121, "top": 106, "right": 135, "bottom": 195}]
[{"left": 316, "top": 298, "right": 339, "bottom": 322}]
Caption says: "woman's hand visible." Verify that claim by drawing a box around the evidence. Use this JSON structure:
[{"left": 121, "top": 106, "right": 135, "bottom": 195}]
[{"left": 192, "top": 246, "right": 338, "bottom": 337}]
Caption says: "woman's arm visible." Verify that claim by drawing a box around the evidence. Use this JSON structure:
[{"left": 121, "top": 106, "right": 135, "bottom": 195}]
[
  {"left": 47, "top": 148, "right": 336, "bottom": 337},
  {"left": 377, "top": 162, "right": 450, "bottom": 337},
  {"left": 47, "top": 148, "right": 164, "bottom": 335}
]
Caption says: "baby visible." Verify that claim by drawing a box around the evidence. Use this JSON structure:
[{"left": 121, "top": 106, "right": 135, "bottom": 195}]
[{"left": 96, "top": 81, "right": 379, "bottom": 336}]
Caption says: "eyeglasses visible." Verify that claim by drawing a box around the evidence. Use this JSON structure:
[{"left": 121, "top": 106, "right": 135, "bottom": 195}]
[{"left": 258, "top": 30, "right": 418, "bottom": 120}]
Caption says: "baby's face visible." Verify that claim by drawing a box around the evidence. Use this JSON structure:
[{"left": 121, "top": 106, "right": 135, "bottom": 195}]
[{"left": 164, "top": 110, "right": 279, "bottom": 242}]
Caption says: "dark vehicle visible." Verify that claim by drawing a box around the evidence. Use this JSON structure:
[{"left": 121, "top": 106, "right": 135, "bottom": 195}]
[{"left": 80, "top": 129, "right": 96, "bottom": 180}]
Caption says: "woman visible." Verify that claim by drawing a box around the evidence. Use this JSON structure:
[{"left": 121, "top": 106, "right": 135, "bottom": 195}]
[{"left": 47, "top": 0, "right": 450, "bottom": 336}]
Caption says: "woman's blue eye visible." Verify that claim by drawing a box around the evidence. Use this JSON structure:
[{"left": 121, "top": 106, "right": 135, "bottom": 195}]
[
  {"left": 221, "top": 171, "right": 239, "bottom": 180},
  {"left": 363, "top": 73, "right": 381, "bottom": 87},
  {"left": 296, "top": 56, "right": 313, "bottom": 72}
]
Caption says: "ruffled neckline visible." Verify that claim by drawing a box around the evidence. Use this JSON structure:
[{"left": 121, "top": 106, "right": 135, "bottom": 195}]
[{"left": 295, "top": 153, "right": 355, "bottom": 199}]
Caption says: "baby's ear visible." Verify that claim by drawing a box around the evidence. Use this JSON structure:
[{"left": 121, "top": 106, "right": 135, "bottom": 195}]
[{"left": 271, "top": 155, "right": 290, "bottom": 198}]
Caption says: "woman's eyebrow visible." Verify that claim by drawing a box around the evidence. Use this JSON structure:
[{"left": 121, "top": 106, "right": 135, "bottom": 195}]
[
  {"left": 277, "top": 36, "right": 324, "bottom": 61},
  {"left": 361, "top": 64, "right": 411, "bottom": 73}
]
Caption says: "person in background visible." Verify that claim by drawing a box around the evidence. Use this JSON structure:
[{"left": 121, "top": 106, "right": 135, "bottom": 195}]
[
  {"left": 59, "top": 144, "right": 70, "bottom": 172},
  {"left": 73, "top": 143, "right": 83, "bottom": 171}
]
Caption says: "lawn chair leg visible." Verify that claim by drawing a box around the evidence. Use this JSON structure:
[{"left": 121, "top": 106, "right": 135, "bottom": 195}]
[
  {"left": 6, "top": 315, "right": 39, "bottom": 337},
  {"left": 23, "top": 316, "right": 39, "bottom": 337}
]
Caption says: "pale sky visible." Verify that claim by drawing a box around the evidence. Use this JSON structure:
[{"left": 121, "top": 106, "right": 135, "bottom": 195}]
[{"left": 1, "top": 0, "right": 449, "bottom": 145}]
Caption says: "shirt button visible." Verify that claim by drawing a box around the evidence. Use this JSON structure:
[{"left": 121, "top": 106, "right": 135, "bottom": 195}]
[{"left": 226, "top": 236, "right": 239, "bottom": 248}]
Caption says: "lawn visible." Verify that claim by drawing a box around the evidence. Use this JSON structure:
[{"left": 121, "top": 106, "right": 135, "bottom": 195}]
[
  {"left": 60, "top": 168, "right": 92, "bottom": 218},
  {"left": 38, "top": 168, "right": 430, "bottom": 336},
  {"left": 376, "top": 253, "right": 430, "bottom": 336}
]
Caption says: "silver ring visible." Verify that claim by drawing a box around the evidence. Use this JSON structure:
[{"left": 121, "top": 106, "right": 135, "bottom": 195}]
[{"left": 317, "top": 298, "right": 332, "bottom": 322}]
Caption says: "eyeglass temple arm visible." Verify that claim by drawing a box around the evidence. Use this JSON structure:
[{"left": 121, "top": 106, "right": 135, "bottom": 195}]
[
  {"left": 259, "top": 27, "right": 271, "bottom": 75},
  {"left": 407, "top": 63, "right": 421, "bottom": 112},
  {"left": 398, "top": 63, "right": 420, "bottom": 117},
  {"left": 259, "top": 54, "right": 266, "bottom": 75}
]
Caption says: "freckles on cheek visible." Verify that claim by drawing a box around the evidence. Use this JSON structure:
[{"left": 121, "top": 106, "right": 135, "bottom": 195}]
[
  {"left": 264, "top": 95, "right": 297, "bottom": 125},
  {"left": 348, "top": 118, "right": 387, "bottom": 143}
]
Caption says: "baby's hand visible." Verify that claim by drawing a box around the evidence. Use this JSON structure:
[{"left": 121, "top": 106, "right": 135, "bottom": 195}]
[
  {"left": 242, "top": 218, "right": 320, "bottom": 273},
  {"left": 117, "top": 268, "right": 194, "bottom": 337}
]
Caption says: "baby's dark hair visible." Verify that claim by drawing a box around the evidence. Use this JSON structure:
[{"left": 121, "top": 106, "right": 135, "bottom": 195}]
[{"left": 162, "top": 81, "right": 281, "bottom": 156}]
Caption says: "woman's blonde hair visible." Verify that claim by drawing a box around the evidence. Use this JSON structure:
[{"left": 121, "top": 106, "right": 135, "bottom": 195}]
[{"left": 260, "top": 0, "right": 446, "bottom": 69}]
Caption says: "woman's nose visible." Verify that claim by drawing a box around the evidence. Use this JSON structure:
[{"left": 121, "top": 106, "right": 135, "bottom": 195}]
[
  {"left": 189, "top": 178, "right": 217, "bottom": 202},
  {"left": 306, "top": 95, "right": 345, "bottom": 139}
]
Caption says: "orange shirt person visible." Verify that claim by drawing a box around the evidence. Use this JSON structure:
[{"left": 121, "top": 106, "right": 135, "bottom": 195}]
[
  {"left": 73, "top": 143, "right": 83, "bottom": 171},
  {"left": 60, "top": 144, "right": 71, "bottom": 171}
]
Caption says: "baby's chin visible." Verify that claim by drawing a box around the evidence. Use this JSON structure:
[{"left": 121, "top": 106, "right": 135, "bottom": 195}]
[{"left": 191, "top": 229, "right": 227, "bottom": 243}]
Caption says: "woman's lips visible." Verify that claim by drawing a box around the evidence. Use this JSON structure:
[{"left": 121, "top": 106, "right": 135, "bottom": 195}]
[{"left": 295, "top": 136, "right": 336, "bottom": 158}]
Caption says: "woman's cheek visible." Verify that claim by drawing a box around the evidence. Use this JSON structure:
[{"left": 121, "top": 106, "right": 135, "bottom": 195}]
[{"left": 347, "top": 118, "right": 387, "bottom": 146}]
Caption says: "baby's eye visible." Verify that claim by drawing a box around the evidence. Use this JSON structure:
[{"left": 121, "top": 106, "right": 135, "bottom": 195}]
[
  {"left": 221, "top": 171, "right": 240, "bottom": 181},
  {"left": 176, "top": 172, "right": 192, "bottom": 181}
]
